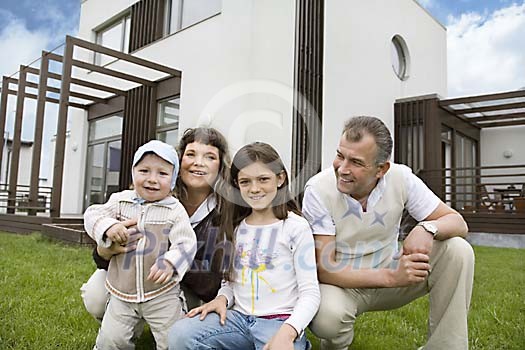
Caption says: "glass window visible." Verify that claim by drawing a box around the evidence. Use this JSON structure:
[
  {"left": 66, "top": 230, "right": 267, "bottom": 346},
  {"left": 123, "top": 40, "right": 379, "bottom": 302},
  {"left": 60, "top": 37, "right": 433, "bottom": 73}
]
[
  {"left": 166, "top": 0, "right": 221, "bottom": 34},
  {"left": 85, "top": 116, "right": 122, "bottom": 209},
  {"left": 157, "top": 97, "right": 180, "bottom": 126},
  {"left": 391, "top": 35, "right": 410, "bottom": 80},
  {"left": 86, "top": 143, "right": 105, "bottom": 205},
  {"left": 157, "top": 129, "right": 179, "bottom": 146},
  {"left": 95, "top": 14, "right": 131, "bottom": 65},
  {"left": 156, "top": 96, "right": 180, "bottom": 145},
  {"left": 88, "top": 115, "right": 123, "bottom": 141}
]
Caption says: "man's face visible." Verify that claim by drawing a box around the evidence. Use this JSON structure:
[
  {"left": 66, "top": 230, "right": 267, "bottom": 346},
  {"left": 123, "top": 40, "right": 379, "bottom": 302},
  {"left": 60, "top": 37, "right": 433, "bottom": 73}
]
[{"left": 332, "top": 132, "right": 388, "bottom": 200}]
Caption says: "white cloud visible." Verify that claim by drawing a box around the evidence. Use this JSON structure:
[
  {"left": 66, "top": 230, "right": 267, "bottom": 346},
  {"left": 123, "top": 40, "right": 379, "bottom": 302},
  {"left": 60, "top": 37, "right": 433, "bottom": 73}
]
[
  {"left": 0, "top": 6, "right": 78, "bottom": 179},
  {"left": 447, "top": 2, "right": 525, "bottom": 96},
  {"left": 0, "top": 12, "right": 52, "bottom": 78}
]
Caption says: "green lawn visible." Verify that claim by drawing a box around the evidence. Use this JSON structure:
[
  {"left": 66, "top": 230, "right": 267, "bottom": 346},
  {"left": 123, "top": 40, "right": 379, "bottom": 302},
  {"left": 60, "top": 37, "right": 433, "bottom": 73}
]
[{"left": 0, "top": 232, "right": 523, "bottom": 349}]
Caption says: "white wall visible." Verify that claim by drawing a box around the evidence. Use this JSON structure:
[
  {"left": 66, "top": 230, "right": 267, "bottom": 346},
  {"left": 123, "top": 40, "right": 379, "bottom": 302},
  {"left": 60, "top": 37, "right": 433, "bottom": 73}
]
[
  {"left": 39, "top": 111, "right": 88, "bottom": 216},
  {"left": 322, "top": 0, "right": 447, "bottom": 168},
  {"left": 59, "top": 0, "right": 296, "bottom": 214},
  {"left": 0, "top": 144, "right": 33, "bottom": 185}
]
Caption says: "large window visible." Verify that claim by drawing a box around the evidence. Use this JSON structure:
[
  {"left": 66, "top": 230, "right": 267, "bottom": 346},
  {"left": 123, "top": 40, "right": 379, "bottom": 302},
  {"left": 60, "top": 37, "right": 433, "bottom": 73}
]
[
  {"left": 85, "top": 115, "right": 123, "bottom": 208},
  {"left": 156, "top": 96, "right": 180, "bottom": 146},
  {"left": 165, "top": 0, "right": 221, "bottom": 34},
  {"left": 95, "top": 14, "right": 131, "bottom": 66}
]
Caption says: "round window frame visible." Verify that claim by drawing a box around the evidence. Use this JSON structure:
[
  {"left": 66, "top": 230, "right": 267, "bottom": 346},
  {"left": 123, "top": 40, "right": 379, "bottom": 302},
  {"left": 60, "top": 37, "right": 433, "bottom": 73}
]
[{"left": 391, "top": 35, "right": 410, "bottom": 81}]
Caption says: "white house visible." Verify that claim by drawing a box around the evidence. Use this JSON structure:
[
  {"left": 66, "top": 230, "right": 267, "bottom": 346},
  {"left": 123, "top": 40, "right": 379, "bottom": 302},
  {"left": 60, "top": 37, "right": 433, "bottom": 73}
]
[{"left": 51, "top": 0, "right": 446, "bottom": 215}]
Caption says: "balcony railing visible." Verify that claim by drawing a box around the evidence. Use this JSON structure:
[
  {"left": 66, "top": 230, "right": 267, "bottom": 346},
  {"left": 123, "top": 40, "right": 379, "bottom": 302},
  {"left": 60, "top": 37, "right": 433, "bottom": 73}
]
[
  {"left": 0, "top": 183, "right": 52, "bottom": 215},
  {"left": 419, "top": 165, "right": 525, "bottom": 214}
]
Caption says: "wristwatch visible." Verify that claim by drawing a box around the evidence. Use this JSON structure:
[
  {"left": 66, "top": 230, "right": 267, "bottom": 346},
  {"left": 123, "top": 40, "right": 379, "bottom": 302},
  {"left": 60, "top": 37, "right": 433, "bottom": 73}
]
[{"left": 417, "top": 221, "right": 438, "bottom": 237}]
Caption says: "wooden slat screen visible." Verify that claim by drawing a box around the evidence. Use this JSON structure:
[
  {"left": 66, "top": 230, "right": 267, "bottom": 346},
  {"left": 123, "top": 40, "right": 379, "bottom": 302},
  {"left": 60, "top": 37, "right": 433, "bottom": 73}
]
[
  {"left": 129, "top": 0, "right": 165, "bottom": 52},
  {"left": 291, "top": 0, "right": 324, "bottom": 199},
  {"left": 119, "top": 85, "right": 158, "bottom": 190}
]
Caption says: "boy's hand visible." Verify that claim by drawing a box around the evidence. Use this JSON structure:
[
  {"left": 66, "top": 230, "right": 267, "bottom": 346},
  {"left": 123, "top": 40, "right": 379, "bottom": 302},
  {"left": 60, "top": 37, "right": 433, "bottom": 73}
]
[
  {"left": 147, "top": 259, "right": 175, "bottom": 284},
  {"left": 105, "top": 223, "right": 130, "bottom": 244},
  {"left": 187, "top": 295, "right": 228, "bottom": 325}
]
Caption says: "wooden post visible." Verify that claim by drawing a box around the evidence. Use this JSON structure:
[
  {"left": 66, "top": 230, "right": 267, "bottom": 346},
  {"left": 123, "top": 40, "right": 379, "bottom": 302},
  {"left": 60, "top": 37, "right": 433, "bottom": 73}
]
[
  {"left": 7, "top": 66, "right": 27, "bottom": 214},
  {"left": 51, "top": 37, "right": 73, "bottom": 218},
  {"left": 28, "top": 53, "right": 49, "bottom": 215}
]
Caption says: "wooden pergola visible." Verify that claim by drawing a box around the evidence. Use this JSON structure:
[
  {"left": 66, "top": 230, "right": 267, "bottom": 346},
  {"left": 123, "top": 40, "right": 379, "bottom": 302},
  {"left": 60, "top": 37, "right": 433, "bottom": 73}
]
[
  {"left": 0, "top": 35, "right": 181, "bottom": 218},
  {"left": 439, "top": 89, "right": 525, "bottom": 128},
  {"left": 394, "top": 89, "right": 525, "bottom": 234}
]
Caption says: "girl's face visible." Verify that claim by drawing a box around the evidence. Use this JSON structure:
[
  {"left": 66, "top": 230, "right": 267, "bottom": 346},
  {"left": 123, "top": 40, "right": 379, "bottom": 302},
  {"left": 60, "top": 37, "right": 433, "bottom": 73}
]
[
  {"left": 237, "top": 161, "right": 285, "bottom": 212},
  {"left": 180, "top": 141, "right": 221, "bottom": 193}
]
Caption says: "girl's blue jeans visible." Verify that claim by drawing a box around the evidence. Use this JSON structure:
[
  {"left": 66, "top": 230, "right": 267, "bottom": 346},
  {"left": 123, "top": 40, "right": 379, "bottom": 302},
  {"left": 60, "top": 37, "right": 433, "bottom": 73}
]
[{"left": 168, "top": 309, "right": 310, "bottom": 350}]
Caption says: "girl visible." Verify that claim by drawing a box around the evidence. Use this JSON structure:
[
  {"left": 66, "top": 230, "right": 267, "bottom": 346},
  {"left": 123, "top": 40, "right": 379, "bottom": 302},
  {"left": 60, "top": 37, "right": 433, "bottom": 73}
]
[
  {"left": 81, "top": 127, "right": 232, "bottom": 321},
  {"left": 168, "top": 142, "right": 320, "bottom": 350}
]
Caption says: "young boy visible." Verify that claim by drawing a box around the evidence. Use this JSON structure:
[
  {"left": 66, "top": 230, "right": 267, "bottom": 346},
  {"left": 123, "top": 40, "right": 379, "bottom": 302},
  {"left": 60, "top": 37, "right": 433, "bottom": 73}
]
[{"left": 84, "top": 140, "right": 197, "bottom": 350}]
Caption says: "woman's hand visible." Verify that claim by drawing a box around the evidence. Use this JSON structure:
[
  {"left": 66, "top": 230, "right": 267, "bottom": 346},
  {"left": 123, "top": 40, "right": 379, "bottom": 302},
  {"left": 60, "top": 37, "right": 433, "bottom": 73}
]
[
  {"left": 187, "top": 295, "right": 228, "bottom": 325},
  {"left": 147, "top": 259, "right": 175, "bottom": 284},
  {"left": 263, "top": 323, "right": 298, "bottom": 350}
]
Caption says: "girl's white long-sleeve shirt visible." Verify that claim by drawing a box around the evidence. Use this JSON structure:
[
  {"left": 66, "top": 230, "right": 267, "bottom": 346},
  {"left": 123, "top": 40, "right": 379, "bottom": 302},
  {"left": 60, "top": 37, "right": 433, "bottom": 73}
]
[{"left": 218, "top": 212, "right": 320, "bottom": 336}]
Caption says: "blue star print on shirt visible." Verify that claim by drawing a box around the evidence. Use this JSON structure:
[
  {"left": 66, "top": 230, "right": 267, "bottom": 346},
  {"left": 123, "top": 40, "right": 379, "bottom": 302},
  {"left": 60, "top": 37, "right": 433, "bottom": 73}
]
[{"left": 342, "top": 198, "right": 362, "bottom": 220}]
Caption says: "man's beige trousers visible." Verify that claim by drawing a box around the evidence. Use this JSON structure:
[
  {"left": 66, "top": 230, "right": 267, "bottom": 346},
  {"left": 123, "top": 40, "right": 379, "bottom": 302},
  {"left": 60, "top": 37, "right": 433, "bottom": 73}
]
[{"left": 310, "top": 237, "right": 475, "bottom": 350}]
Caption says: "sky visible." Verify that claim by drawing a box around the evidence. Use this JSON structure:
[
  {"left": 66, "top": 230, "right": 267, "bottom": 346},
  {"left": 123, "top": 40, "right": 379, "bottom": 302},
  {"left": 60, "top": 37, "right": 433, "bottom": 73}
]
[{"left": 0, "top": 0, "right": 523, "bottom": 165}]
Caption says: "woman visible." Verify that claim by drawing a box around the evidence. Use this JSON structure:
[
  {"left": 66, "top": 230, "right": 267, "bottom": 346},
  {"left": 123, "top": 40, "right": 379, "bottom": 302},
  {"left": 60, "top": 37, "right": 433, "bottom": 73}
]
[{"left": 80, "top": 127, "right": 232, "bottom": 320}]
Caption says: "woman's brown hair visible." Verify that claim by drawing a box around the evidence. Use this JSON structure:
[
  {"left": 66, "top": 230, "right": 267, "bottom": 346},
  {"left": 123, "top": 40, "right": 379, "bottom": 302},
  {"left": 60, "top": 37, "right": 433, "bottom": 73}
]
[{"left": 174, "top": 127, "right": 231, "bottom": 238}]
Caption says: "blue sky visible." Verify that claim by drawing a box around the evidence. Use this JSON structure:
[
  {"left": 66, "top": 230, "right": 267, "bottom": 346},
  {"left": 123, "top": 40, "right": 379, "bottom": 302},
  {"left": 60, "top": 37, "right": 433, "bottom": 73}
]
[
  {"left": 0, "top": 1, "right": 523, "bottom": 150},
  {"left": 419, "top": 0, "right": 519, "bottom": 23},
  {"left": 0, "top": 0, "right": 523, "bottom": 95}
]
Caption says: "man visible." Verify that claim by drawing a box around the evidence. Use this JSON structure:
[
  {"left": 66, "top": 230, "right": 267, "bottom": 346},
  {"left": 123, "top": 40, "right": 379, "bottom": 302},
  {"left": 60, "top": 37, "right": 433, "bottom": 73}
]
[{"left": 303, "top": 116, "right": 474, "bottom": 350}]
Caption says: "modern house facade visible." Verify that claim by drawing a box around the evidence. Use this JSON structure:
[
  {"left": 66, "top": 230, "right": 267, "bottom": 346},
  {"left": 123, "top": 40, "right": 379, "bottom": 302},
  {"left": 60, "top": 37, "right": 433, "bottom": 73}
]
[
  {"left": 2, "top": 0, "right": 522, "bottom": 236},
  {"left": 61, "top": 0, "right": 447, "bottom": 215}
]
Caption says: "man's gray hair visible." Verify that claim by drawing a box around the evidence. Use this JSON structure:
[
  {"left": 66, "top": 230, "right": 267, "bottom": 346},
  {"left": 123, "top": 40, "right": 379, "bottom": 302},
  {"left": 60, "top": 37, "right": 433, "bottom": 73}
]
[{"left": 342, "top": 116, "right": 393, "bottom": 165}]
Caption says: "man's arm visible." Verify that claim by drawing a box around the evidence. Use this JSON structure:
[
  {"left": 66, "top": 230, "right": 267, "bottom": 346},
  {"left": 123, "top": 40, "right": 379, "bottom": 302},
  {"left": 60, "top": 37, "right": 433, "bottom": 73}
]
[
  {"left": 423, "top": 202, "right": 469, "bottom": 240},
  {"left": 403, "top": 202, "right": 469, "bottom": 256},
  {"left": 315, "top": 234, "right": 430, "bottom": 289}
]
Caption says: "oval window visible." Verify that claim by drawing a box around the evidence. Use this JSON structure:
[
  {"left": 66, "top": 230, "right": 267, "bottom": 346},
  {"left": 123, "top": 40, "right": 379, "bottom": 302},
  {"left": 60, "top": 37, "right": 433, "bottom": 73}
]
[{"left": 391, "top": 35, "right": 410, "bottom": 80}]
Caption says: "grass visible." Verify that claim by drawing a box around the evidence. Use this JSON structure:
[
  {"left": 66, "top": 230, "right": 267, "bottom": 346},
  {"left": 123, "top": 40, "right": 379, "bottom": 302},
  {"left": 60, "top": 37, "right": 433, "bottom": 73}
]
[{"left": 0, "top": 232, "right": 523, "bottom": 349}]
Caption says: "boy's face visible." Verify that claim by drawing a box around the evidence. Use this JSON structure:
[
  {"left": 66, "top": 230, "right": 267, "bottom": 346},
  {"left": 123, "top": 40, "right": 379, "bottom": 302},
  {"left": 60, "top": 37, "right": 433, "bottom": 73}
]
[{"left": 133, "top": 153, "right": 174, "bottom": 202}]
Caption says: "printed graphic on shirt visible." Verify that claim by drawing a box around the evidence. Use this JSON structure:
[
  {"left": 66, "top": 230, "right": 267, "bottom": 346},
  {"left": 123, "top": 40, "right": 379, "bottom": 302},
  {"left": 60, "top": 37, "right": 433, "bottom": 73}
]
[{"left": 235, "top": 227, "right": 280, "bottom": 313}]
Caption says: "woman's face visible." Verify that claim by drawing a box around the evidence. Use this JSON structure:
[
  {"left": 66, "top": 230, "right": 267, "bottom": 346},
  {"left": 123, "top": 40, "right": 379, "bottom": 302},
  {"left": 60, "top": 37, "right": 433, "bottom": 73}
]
[{"left": 180, "top": 141, "right": 221, "bottom": 193}]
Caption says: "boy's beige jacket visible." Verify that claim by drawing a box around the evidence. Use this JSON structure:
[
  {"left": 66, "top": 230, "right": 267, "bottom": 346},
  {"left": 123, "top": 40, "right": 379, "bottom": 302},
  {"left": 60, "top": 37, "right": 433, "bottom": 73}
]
[{"left": 84, "top": 190, "right": 197, "bottom": 302}]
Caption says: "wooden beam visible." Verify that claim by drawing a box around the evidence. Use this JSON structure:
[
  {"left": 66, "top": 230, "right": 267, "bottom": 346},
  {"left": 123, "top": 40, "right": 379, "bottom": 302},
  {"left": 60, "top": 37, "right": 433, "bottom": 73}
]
[
  {"left": 467, "top": 112, "right": 525, "bottom": 123},
  {"left": 7, "top": 88, "right": 87, "bottom": 110},
  {"left": 439, "top": 105, "right": 480, "bottom": 128},
  {"left": 44, "top": 53, "right": 127, "bottom": 96},
  {"left": 477, "top": 119, "right": 525, "bottom": 128},
  {"left": 440, "top": 89, "right": 525, "bottom": 106},
  {"left": 452, "top": 102, "right": 525, "bottom": 115},
  {"left": 11, "top": 78, "right": 107, "bottom": 104},
  {"left": 72, "top": 58, "right": 155, "bottom": 87},
  {"left": 69, "top": 35, "right": 181, "bottom": 77},
  {"left": 71, "top": 78, "right": 127, "bottom": 96}
]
